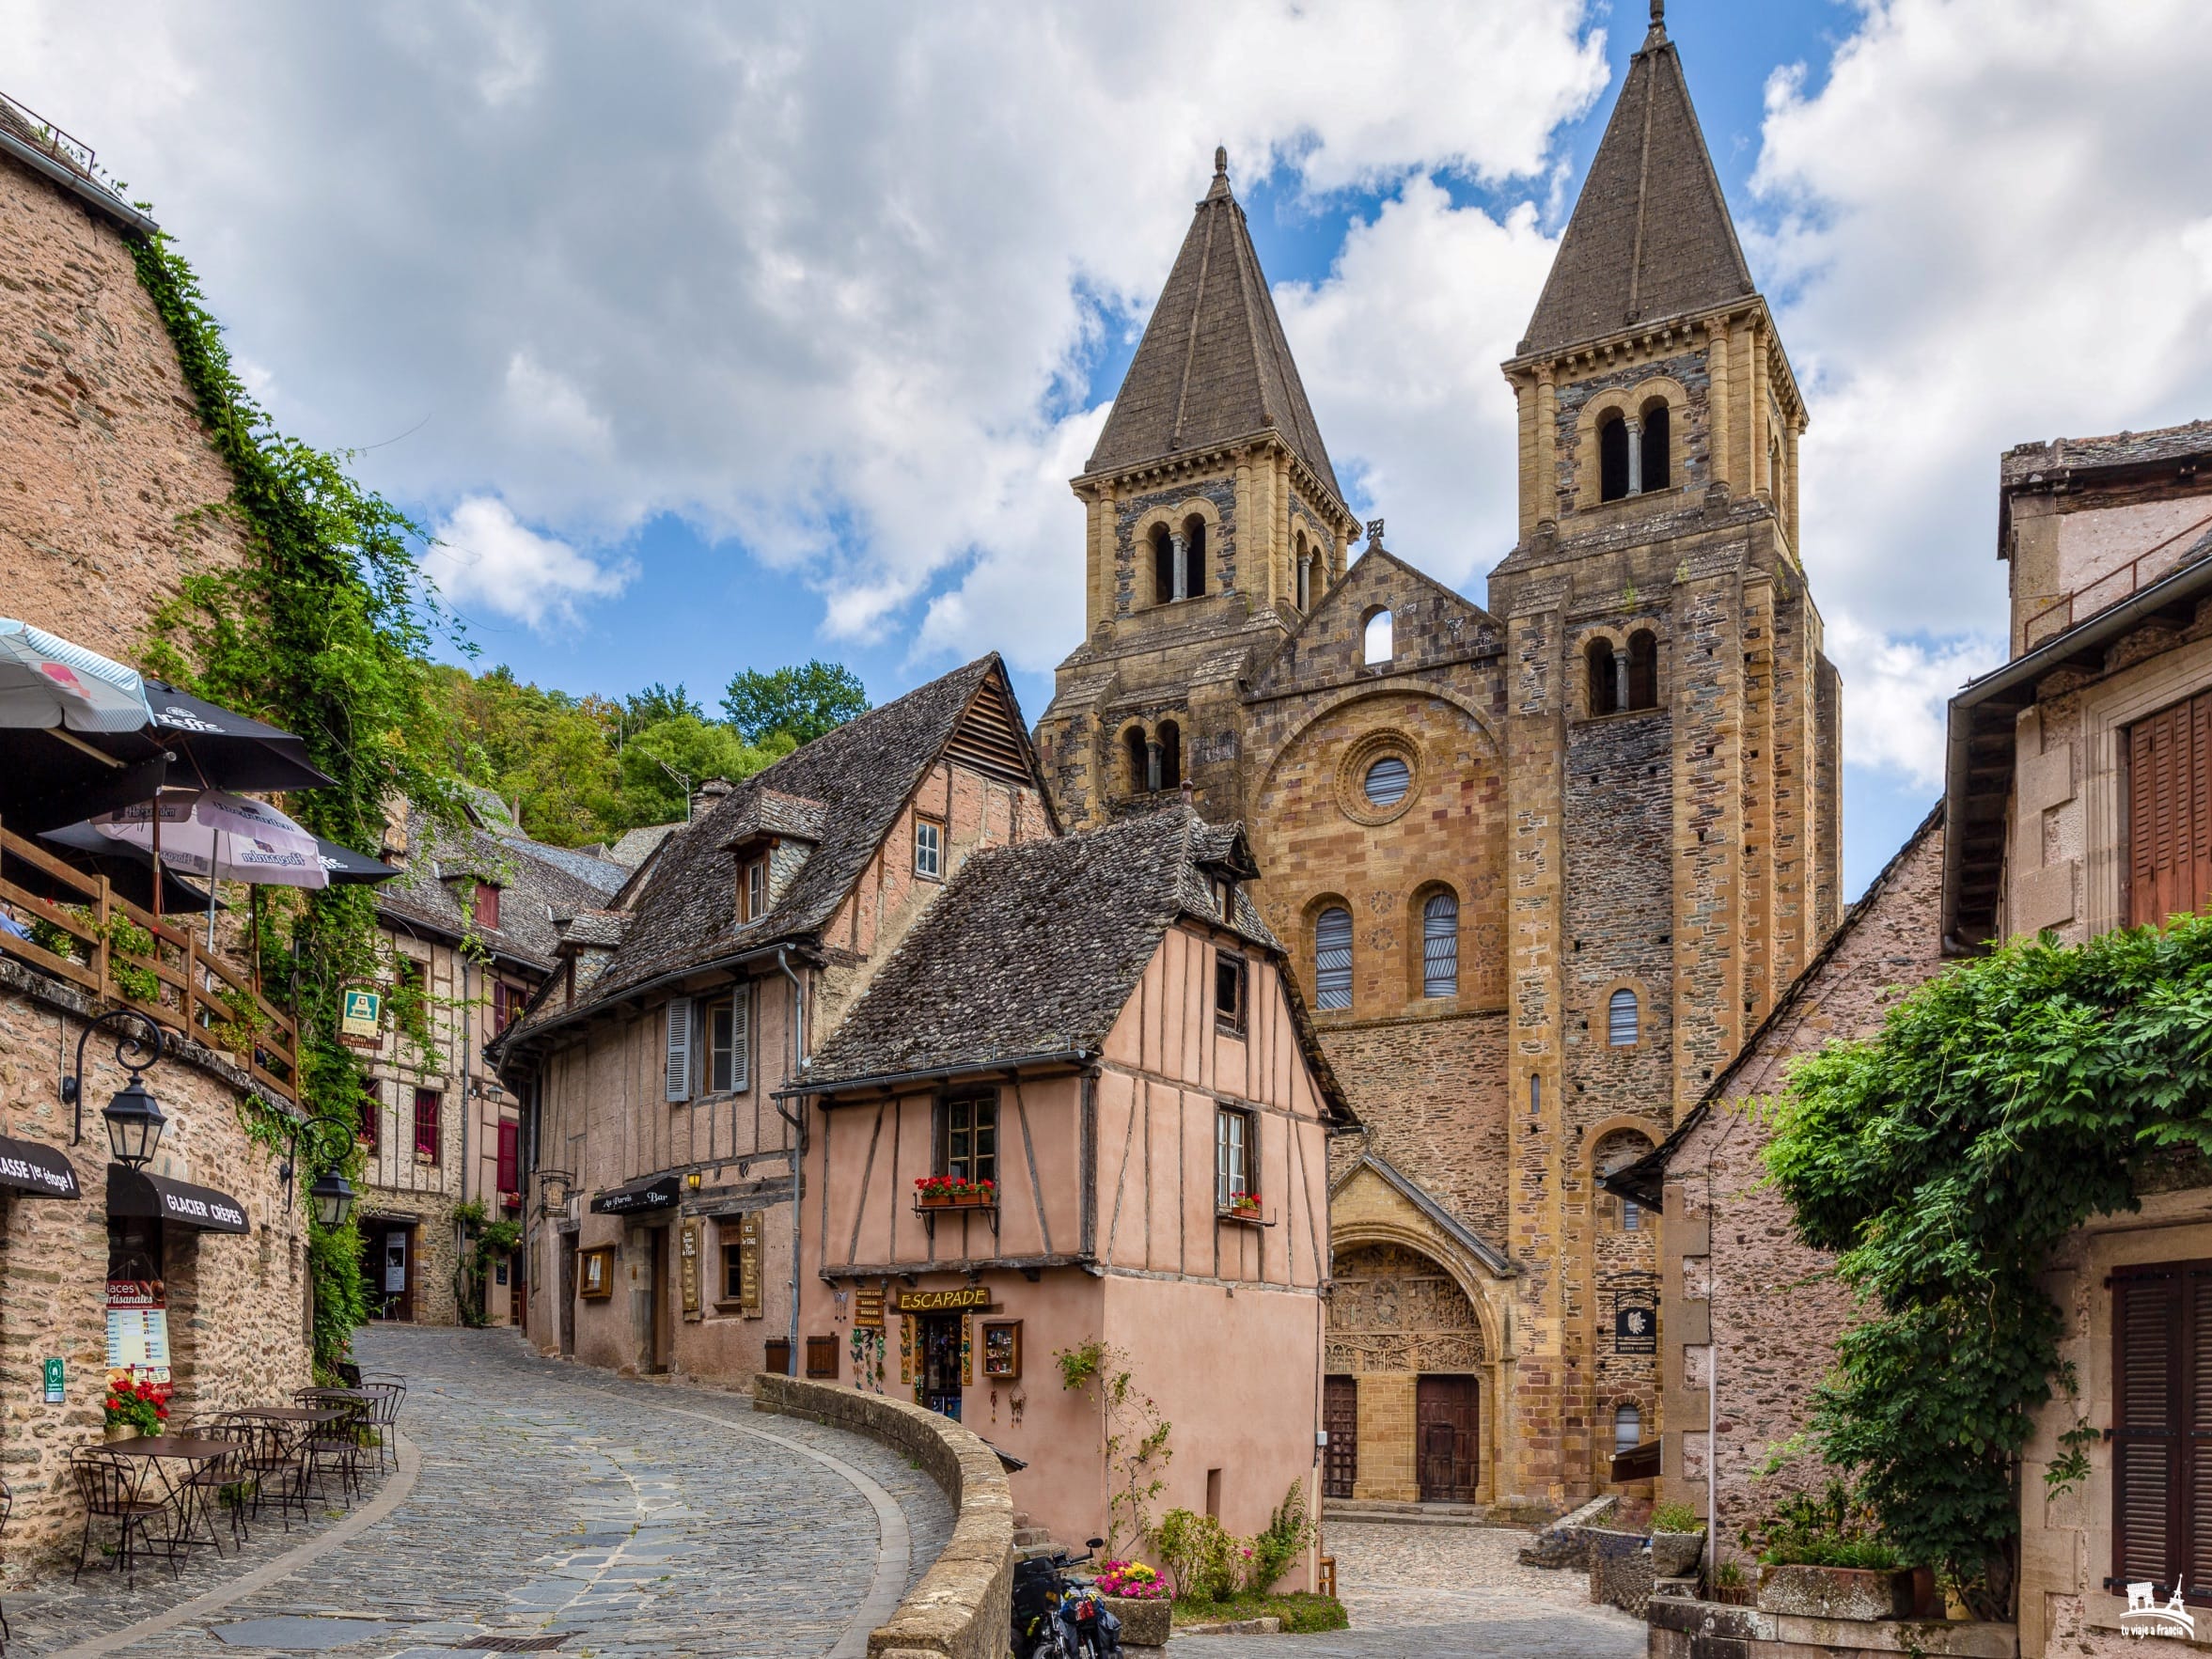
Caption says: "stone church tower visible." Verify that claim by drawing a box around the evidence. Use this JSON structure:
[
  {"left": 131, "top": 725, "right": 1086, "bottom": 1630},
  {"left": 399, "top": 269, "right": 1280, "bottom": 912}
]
[{"left": 1035, "top": 4, "right": 1841, "bottom": 1510}]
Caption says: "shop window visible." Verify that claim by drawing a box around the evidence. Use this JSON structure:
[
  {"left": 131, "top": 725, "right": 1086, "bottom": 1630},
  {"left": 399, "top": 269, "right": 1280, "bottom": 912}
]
[
  {"left": 1365, "top": 755, "right": 1411, "bottom": 808},
  {"left": 1639, "top": 400, "right": 1671, "bottom": 492},
  {"left": 1421, "top": 891, "right": 1459, "bottom": 998},
  {"left": 1599, "top": 413, "right": 1631, "bottom": 502},
  {"left": 939, "top": 1090, "right": 997, "bottom": 1187},
  {"left": 1314, "top": 906, "right": 1353, "bottom": 1010},
  {"left": 1216, "top": 951, "right": 1248, "bottom": 1036},
  {"left": 2110, "top": 1260, "right": 2212, "bottom": 1595},
  {"left": 703, "top": 993, "right": 749, "bottom": 1094},
  {"left": 474, "top": 881, "right": 501, "bottom": 931},
  {"left": 1608, "top": 989, "right": 1639, "bottom": 1046},
  {"left": 2126, "top": 690, "right": 2212, "bottom": 927},
  {"left": 1626, "top": 630, "right": 1659, "bottom": 711},
  {"left": 1158, "top": 721, "right": 1183, "bottom": 790},
  {"left": 496, "top": 1119, "right": 519, "bottom": 1193},
  {"left": 1614, "top": 1402, "right": 1641, "bottom": 1453},
  {"left": 915, "top": 816, "right": 945, "bottom": 881},
  {"left": 413, "top": 1088, "right": 442, "bottom": 1163},
  {"left": 1363, "top": 609, "right": 1393, "bottom": 666},
  {"left": 1215, "top": 1104, "right": 1253, "bottom": 1208},
  {"left": 1587, "top": 637, "right": 1620, "bottom": 716}
]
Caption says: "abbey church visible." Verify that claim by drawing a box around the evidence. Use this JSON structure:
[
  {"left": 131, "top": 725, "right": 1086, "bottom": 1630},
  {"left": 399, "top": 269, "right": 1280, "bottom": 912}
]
[{"left": 1036, "top": 6, "right": 1842, "bottom": 1508}]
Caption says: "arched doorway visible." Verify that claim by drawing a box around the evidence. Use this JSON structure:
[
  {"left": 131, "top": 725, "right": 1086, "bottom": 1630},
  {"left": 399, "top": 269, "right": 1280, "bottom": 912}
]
[{"left": 1326, "top": 1241, "right": 1491, "bottom": 1503}]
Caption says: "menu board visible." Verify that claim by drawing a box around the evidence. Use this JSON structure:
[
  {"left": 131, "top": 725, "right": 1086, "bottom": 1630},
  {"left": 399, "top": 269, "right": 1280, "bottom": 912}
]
[{"left": 104, "top": 1279, "right": 171, "bottom": 1385}]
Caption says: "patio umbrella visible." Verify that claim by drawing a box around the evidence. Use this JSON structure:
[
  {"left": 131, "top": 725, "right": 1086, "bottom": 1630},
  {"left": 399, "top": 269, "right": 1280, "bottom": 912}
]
[
  {"left": 34, "top": 822, "right": 220, "bottom": 915},
  {"left": 0, "top": 618, "right": 154, "bottom": 733},
  {"left": 93, "top": 791, "right": 328, "bottom": 945},
  {"left": 0, "top": 619, "right": 169, "bottom": 835},
  {"left": 118, "top": 681, "right": 337, "bottom": 794}
]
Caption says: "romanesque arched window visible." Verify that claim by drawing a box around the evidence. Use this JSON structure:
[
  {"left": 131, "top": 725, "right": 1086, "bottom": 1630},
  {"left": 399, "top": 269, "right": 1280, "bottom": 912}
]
[
  {"left": 1421, "top": 890, "right": 1458, "bottom": 999},
  {"left": 1626, "top": 630, "right": 1658, "bottom": 711},
  {"left": 1608, "top": 987, "right": 1639, "bottom": 1046},
  {"left": 1639, "top": 399, "right": 1671, "bottom": 492},
  {"left": 1183, "top": 515, "right": 1208, "bottom": 599},
  {"left": 1599, "top": 412, "right": 1631, "bottom": 502},
  {"left": 1614, "top": 1402, "right": 1642, "bottom": 1454},
  {"left": 1363, "top": 609, "right": 1393, "bottom": 665},
  {"left": 1157, "top": 719, "right": 1182, "bottom": 790},
  {"left": 1314, "top": 906, "right": 1353, "bottom": 1010},
  {"left": 1124, "top": 725, "right": 1151, "bottom": 793},
  {"left": 1150, "top": 525, "right": 1175, "bottom": 607},
  {"left": 1587, "top": 637, "right": 1619, "bottom": 717}
]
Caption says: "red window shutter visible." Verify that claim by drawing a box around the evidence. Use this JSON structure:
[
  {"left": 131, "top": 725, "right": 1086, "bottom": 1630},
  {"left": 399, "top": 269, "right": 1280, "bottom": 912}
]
[
  {"left": 497, "top": 1120, "right": 519, "bottom": 1193},
  {"left": 2128, "top": 694, "right": 2212, "bottom": 928},
  {"left": 475, "top": 882, "right": 500, "bottom": 931},
  {"left": 2113, "top": 1268, "right": 2185, "bottom": 1590}
]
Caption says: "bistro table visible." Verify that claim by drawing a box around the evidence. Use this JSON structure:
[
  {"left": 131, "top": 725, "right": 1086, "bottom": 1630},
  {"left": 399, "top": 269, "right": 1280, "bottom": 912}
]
[{"left": 102, "top": 1435, "right": 235, "bottom": 1555}]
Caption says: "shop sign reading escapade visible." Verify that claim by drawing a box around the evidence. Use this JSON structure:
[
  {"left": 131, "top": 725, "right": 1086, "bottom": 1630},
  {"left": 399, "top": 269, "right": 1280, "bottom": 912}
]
[{"left": 895, "top": 1285, "right": 991, "bottom": 1313}]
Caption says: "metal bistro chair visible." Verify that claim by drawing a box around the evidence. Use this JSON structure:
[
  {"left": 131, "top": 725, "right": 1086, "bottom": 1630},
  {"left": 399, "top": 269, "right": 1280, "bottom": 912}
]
[
  {"left": 293, "top": 1389, "right": 366, "bottom": 1508},
  {"left": 173, "top": 1421, "right": 249, "bottom": 1556},
  {"left": 358, "top": 1379, "right": 405, "bottom": 1475},
  {"left": 69, "top": 1448, "right": 177, "bottom": 1589},
  {"left": 219, "top": 1413, "right": 307, "bottom": 1533}
]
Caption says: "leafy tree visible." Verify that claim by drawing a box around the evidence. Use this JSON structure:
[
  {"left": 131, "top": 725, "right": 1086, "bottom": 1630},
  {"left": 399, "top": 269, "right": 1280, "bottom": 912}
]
[
  {"left": 1763, "top": 914, "right": 2212, "bottom": 1618},
  {"left": 616, "top": 715, "right": 787, "bottom": 826},
  {"left": 721, "top": 660, "right": 870, "bottom": 746},
  {"left": 620, "top": 681, "right": 703, "bottom": 735}
]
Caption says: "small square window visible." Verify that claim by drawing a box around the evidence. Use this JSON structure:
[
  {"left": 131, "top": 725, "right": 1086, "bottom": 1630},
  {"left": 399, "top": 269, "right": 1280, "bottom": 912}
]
[
  {"left": 915, "top": 817, "right": 945, "bottom": 881},
  {"left": 1216, "top": 952, "right": 1247, "bottom": 1036}
]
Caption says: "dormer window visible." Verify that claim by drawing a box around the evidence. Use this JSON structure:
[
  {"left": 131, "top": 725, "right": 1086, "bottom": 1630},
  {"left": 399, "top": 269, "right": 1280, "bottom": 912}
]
[
  {"left": 1215, "top": 877, "right": 1235, "bottom": 919},
  {"left": 741, "top": 854, "right": 769, "bottom": 921},
  {"left": 473, "top": 882, "right": 501, "bottom": 931}
]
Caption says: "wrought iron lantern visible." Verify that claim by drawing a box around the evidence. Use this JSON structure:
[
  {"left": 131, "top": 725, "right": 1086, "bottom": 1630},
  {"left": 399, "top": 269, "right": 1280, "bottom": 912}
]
[
  {"left": 277, "top": 1112, "right": 360, "bottom": 1228},
  {"left": 61, "top": 1009, "right": 168, "bottom": 1170}
]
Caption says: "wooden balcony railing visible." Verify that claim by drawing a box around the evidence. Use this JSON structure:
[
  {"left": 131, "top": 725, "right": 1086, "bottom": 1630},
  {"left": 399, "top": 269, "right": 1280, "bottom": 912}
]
[{"left": 0, "top": 825, "right": 299, "bottom": 1105}]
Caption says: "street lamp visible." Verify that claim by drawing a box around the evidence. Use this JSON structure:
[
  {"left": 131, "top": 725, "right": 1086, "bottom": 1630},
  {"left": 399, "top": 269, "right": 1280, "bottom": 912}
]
[
  {"left": 276, "top": 1112, "right": 360, "bottom": 1228},
  {"left": 61, "top": 1009, "right": 168, "bottom": 1170}
]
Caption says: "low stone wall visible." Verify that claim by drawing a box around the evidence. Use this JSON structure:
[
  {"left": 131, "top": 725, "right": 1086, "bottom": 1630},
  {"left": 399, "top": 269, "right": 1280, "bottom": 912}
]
[
  {"left": 1519, "top": 1492, "right": 1620, "bottom": 1569},
  {"left": 754, "top": 1373, "right": 1013, "bottom": 1659},
  {"left": 1647, "top": 1596, "right": 2017, "bottom": 1659}
]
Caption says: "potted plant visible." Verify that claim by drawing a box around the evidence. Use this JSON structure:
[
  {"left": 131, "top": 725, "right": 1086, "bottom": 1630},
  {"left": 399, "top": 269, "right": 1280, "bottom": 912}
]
[
  {"left": 1097, "top": 1558, "right": 1170, "bottom": 1648},
  {"left": 1708, "top": 1559, "right": 1752, "bottom": 1606},
  {"left": 1223, "top": 1188, "right": 1263, "bottom": 1220},
  {"left": 1742, "top": 1481, "right": 1911, "bottom": 1620},
  {"left": 103, "top": 1377, "right": 168, "bottom": 1442},
  {"left": 915, "top": 1175, "right": 995, "bottom": 1209},
  {"left": 1648, "top": 1501, "right": 1705, "bottom": 1578}
]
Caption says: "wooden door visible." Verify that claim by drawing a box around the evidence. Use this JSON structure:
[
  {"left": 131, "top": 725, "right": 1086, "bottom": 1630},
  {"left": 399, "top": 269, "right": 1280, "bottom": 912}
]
[
  {"left": 1323, "top": 1375, "right": 1358, "bottom": 1499},
  {"left": 648, "top": 1229, "right": 672, "bottom": 1373},
  {"left": 559, "top": 1235, "right": 577, "bottom": 1356},
  {"left": 1416, "top": 1375, "right": 1480, "bottom": 1503}
]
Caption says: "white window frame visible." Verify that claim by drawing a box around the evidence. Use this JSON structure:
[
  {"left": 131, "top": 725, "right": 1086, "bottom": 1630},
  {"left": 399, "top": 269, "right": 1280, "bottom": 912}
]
[
  {"left": 915, "top": 817, "right": 945, "bottom": 881},
  {"left": 702, "top": 987, "right": 750, "bottom": 1095},
  {"left": 1215, "top": 1104, "right": 1253, "bottom": 1208}
]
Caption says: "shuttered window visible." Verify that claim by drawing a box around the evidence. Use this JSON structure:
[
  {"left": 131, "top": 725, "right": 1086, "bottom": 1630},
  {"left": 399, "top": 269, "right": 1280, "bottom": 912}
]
[
  {"left": 2127, "top": 694, "right": 2212, "bottom": 928},
  {"left": 2111, "top": 1261, "right": 2212, "bottom": 1599},
  {"left": 706, "top": 992, "right": 749, "bottom": 1094},
  {"left": 1364, "top": 756, "right": 1410, "bottom": 807},
  {"left": 1608, "top": 989, "right": 1639, "bottom": 1046},
  {"left": 1422, "top": 892, "right": 1458, "bottom": 997},
  {"left": 664, "top": 999, "right": 693, "bottom": 1103},
  {"left": 1315, "top": 906, "right": 1353, "bottom": 1010},
  {"left": 496, "top": 1119, "right": 519, "bottom": 1193}
]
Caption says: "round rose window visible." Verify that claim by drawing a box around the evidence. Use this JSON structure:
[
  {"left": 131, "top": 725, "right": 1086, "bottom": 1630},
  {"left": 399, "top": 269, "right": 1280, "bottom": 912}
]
[{"left": 1364, "top": 755, "right": 1411, "bottom": 808}]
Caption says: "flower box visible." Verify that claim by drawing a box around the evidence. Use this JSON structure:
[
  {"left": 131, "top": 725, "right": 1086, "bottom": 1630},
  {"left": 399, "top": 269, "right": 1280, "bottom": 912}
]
[
  {"left": 915, "top": 1175, "right": 996, "bottom": 1210},
  {"left": 918, "top": 1191, "right": 994, "bottom": 1209}
]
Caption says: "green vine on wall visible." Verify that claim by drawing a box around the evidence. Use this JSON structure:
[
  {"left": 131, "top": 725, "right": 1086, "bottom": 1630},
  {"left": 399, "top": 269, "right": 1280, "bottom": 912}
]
[
  {"left": 125, "top": 226, "right": 465, "bottom": 1375},
  {"left": 1763, "top": 913, "right": 2212, "bottom": 1620}
]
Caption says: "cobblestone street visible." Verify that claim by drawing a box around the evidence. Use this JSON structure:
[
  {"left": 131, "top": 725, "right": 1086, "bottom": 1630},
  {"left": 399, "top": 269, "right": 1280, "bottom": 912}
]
[
  {"left": 4, "top": 1326, "right": 952, "bottom": 1659},
  {"left": 1173, "top": 1520, "right": 1645, "bottom": 1659}
]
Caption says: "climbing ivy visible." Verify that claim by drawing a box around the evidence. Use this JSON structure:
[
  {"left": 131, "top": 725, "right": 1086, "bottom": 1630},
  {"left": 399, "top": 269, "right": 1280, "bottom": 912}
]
[
  {"left": 1763, "top": 912, "right": 2212, "bottom": 1619},
  {"left": 125, "top": 226, "right": 465, "bottom": 1374}
]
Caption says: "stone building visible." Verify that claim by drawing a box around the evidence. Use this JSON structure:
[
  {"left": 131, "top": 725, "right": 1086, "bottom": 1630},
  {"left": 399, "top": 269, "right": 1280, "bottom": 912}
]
[
  {"left": 360, "top": 793, "right": 623, "bottom": 1328},
  {"left": 789, "top": 806, "right": 1350, "bottom": 1575},
  {"left": 1033, "top": 6, "right": 1841, "bottom": 1508},
  {"left": 0, "top": 94, "right": 312, "bottom": 1564},
  {"left": 492, "top": 656, "right": 1056, "bottom": 1383}
]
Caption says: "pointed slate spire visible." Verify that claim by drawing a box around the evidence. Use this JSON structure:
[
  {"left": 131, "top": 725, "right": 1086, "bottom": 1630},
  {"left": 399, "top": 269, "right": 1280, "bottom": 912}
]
[
  {"left": 1085, "top": 149, "right": 1341, "bottom": 502},
  {"left": 1517, "top": 9, "right": 1756, "bottom": 356}
]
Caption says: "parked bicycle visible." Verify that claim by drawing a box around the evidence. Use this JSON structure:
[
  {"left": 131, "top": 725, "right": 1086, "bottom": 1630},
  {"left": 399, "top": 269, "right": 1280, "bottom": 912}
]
[{"left": 1012, "top": 1536, "right": 1122, "bottom": 1658}]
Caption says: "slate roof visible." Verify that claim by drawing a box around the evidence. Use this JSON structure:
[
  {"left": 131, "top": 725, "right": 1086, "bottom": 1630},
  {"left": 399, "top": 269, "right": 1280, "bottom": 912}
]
[
  {"left": 376, "top": 807, "right": 625, "bottom": 974},
  {"left": 605, "top": 824, "right": 679, "bottom": 868},
  {"left": 1517, "top": 12, "right": 1755, "bottom": 356},
  {"left": 720, "top": 790, "right": 828, "bottom": 849},
  {"left": 524, "top": 655, "right": 1038, "bottom": 1029},
  {"left": 795, "top": 806, "right": 1350, "bottom": 1121},
  {"left": 2000, "top": 418, "right": 2212, "bottom": 488},
  {"left": 1084, "top": 150, "right": 1341, "bottom": 503}
]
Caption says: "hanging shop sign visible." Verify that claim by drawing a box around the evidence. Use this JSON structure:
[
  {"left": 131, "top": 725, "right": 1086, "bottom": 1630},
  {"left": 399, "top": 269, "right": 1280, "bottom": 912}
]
[
  {"left": 339, "top": 986, "right": 382, "bottom": 1046},
  {"left": 591, "top": 1173, "right": 682, "bottom": 1215},
  {"left": 853, "top": 1286, "right": 885, "bottom": 1329},
  {"left": 737, "top": 1213, "right": 762, "bottom": 1316},
  {"left": 1614, "top": 1301, "right": 1657, "bottom": 1354},
  {"left": 680, "top": 1220, "right": 702, "bottom": 1322},
  {"left": 895, "top": 1284, "right": 991, "bottom": 1313}
]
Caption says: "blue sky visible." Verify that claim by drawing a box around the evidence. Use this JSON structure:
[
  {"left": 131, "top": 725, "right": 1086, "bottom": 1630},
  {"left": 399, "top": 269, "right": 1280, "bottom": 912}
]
[{"left": 20, "top": 1, "right": 2212, "bottom": 899}]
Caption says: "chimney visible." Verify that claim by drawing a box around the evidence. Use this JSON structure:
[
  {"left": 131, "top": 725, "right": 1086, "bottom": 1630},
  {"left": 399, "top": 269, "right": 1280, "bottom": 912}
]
[{"left": 692, "top": 777, "right": 734, "bottom": 819}]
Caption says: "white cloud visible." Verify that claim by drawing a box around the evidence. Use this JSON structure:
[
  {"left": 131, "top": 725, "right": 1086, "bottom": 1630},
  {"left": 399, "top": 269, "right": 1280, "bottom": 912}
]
[
  {"left": 0, "top": 0, "right": 1608, "bottom": 642},
  {"left": 423, "top": 495, "right": 635, "bottom": 631},
  {"left": 1822, "top": 615, "right": 2000, "bottom": 788}
]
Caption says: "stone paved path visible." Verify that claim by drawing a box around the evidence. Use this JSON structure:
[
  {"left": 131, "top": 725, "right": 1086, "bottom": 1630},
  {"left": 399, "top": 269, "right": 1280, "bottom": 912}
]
[
  {"left": 5, "top": 1326, "right": 952, "bottom": 1659},
  {"left": 1172, "top": 1520, "right": 1645, "bottom": 1659}
]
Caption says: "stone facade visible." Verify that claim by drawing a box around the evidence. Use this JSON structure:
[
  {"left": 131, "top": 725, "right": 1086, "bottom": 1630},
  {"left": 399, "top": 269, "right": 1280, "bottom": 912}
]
[{"left": 1034, "top": 20, "right": 1841, "bottom": 1510}]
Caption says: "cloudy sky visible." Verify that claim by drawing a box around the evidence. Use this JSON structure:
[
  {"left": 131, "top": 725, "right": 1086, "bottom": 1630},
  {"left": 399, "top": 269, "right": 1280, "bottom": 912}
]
[{"left": 8, "top": 0, "right": 2212, "bottom": 890}]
